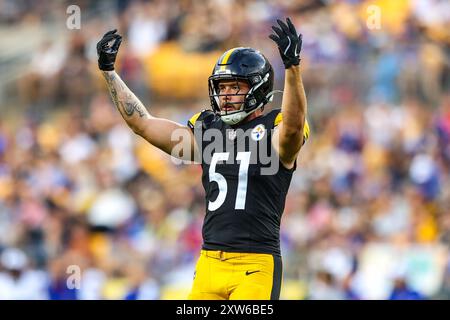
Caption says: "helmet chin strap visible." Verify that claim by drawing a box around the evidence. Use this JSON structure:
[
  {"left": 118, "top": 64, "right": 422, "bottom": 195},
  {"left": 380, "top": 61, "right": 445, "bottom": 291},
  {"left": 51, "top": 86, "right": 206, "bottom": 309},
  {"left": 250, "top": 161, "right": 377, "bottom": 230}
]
[
  {"left": 221, "top": 107, "right": 257, "bottom": 125},
  {"left": 219, "top": 102, "right": 246, "bottom": 125}
]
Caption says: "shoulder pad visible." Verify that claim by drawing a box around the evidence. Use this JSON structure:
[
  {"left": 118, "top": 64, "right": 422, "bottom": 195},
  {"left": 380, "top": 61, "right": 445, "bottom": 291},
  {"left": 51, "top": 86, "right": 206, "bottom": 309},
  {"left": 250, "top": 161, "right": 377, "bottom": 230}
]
[{"left": 187, "top": 110, "right": 216, "bottom": 131}]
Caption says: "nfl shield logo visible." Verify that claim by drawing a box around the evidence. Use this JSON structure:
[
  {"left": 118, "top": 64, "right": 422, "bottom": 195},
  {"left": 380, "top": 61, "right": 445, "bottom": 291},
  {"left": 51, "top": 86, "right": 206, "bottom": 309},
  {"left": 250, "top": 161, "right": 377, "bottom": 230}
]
[{"left": 228, "top": 129, "right": 237, "bottom": 140}]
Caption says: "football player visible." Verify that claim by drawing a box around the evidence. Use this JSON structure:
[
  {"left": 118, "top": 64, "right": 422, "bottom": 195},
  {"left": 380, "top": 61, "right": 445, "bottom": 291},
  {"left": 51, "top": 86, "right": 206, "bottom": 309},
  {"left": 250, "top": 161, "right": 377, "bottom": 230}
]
[{"left": 97, "top": 18, "right": 309, "bottom": 300}]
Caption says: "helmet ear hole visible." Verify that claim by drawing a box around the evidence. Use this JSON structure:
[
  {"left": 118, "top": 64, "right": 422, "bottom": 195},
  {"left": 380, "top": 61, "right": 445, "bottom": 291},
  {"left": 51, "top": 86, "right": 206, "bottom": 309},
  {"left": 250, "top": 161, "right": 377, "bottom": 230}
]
[
  {"left": 250, "top": 75, "right": 262, "bottom": 85},
  {"left": 248, "top": 98, "right": 257, "bottom": 107}
]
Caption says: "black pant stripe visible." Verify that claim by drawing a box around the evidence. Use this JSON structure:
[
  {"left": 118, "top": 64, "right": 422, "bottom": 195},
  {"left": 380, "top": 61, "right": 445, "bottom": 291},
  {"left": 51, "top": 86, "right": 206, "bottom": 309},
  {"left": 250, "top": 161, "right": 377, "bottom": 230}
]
[{"left": 270, "top": 255, "right": 282, "bottom": 300}]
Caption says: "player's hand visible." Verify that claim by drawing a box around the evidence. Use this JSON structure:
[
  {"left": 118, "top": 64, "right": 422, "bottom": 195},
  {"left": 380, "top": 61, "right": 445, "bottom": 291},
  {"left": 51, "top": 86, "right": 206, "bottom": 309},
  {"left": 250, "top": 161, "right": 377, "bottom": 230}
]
[
  {"left": 97, "top": 29, "right": 122, "bottom": 71},
  {"left": 269, "top": 18, "right": 302, "bottom": 69}
]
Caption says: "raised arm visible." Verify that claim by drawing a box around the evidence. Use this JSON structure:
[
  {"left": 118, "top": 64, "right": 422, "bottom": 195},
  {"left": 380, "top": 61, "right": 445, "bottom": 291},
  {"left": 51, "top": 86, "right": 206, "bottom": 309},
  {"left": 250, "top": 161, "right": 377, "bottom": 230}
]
[
  {"left": 269, "top": 18, "right": 308, "bottom": 169},
  {"left": 97, "top": 30, "right": 195, "bottom": 161}
]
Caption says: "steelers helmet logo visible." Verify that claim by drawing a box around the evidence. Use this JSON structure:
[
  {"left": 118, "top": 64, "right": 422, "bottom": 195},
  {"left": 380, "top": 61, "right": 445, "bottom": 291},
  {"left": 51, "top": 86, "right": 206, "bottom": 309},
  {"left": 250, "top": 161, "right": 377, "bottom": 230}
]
[{"left": 251, "top": 124, "right": 266, "bottom": 141}]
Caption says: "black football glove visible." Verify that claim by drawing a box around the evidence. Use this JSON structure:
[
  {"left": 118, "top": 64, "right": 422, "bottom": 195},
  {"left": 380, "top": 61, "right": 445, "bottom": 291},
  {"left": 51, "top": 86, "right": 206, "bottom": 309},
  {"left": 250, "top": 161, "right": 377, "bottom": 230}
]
[
  {"left": 269, "top": 18, "right": 302, "bottom": 69},
  {"left": 96, "top": 29, "right": 122, "bottom": 71}
]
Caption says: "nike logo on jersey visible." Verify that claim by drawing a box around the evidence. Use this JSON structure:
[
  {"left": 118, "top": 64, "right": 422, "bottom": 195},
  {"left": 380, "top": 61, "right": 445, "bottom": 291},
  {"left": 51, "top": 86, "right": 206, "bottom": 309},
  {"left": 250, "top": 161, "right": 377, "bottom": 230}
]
[{"left": 245, "top": 270, "right": 260, "bottom": 276}]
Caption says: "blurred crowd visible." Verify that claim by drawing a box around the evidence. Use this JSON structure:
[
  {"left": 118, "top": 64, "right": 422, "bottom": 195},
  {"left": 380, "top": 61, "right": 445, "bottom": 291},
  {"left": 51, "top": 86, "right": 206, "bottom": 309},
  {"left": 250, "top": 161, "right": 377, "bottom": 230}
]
[{"left": 0, "top": 0, "right": 449, "bottom": 299}]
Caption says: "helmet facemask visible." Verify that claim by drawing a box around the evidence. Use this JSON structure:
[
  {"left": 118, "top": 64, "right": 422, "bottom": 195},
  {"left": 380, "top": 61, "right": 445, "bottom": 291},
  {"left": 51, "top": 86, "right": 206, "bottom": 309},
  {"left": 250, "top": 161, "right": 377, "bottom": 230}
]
[{"left": 208, "top": 72, "right": 274, "bottom": 126}]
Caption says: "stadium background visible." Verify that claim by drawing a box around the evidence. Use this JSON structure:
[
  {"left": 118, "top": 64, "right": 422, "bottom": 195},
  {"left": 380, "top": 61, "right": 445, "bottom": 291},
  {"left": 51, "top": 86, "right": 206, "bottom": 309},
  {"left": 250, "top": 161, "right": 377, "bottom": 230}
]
[{"left": 0, "top": 0, "right": 449, "bottom": 300}]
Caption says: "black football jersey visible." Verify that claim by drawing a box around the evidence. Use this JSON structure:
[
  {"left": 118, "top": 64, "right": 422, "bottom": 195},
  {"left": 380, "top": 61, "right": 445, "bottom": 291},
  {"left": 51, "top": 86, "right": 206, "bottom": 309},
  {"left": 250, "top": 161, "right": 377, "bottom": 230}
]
[{"left": 188, "top": 109, "right": 309, "bottom": 255}]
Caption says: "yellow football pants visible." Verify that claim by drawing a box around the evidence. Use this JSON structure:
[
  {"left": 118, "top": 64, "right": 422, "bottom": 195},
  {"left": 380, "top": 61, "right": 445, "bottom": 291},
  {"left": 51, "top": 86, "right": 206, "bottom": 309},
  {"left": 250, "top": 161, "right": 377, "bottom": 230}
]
[{"left": 188, "top": 250, "right": 282, "bottom": 300}]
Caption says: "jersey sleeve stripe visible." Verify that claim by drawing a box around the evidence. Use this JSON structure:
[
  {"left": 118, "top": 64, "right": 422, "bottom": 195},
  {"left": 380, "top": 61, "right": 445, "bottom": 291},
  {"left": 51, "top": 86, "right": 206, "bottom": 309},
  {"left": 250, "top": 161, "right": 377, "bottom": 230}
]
[
  {"left": 304, "top": 120, "right": 310, "bottom": 138},
  {"left": 188, "top": 112, "right": 202, "bottom": 129},
  {"left": 303, "top": 119, "right": 310, "bottom": 145},
  {"left": 274, "top": 112, "right": 310, "bottom": 145},
  {"left": 274, "top": 112, "right": 283, "bottom": 127}
]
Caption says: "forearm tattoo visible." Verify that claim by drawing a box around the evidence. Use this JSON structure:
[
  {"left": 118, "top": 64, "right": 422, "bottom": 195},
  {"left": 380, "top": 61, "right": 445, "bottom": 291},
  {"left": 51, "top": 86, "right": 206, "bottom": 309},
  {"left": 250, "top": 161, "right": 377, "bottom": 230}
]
[{"left": 104, "top": 72, "right": 147, "bottom": 118}]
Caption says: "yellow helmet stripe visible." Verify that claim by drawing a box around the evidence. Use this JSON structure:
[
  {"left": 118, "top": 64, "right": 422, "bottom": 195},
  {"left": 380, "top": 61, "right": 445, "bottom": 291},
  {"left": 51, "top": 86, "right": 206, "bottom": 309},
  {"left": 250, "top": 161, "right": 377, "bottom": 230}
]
[{"left": 219, "top": 48, "right": 237, "bottom": 71}]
